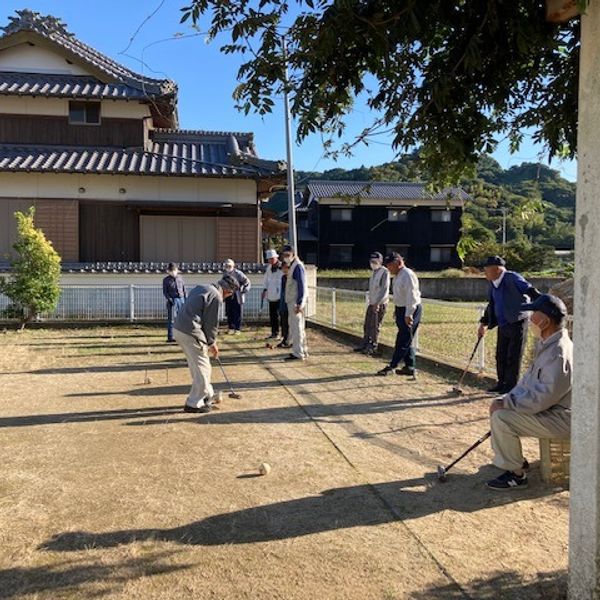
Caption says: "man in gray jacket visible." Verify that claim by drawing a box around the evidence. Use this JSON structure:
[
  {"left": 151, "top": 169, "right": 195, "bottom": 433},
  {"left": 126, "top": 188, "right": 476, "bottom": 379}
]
[
  {"left": 486, "top": 294, "right": 571, "bottom": 490},
  {"left": 174, "top": 274, "right": 240, "bottom": 413},
  {"left": 354, "top": 252, "right": 390, "bottom": 356}
]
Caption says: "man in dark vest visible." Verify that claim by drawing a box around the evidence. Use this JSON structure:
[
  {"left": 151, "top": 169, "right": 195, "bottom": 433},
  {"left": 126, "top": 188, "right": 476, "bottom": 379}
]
[{"left": 478, "top": 256, "right": 541, "bottom": 394}]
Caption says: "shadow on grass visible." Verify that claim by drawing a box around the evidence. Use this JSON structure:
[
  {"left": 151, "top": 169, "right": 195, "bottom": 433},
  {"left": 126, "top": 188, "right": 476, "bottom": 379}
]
[
  {"left": 409, "top": 569, "right": 567, "bottom": 600},
  {"left": 0, "top": 552, "right": 191, "bottom": 599},
  {"left": 0, "top": 405, "right": 183, "bottom": 428},
  {"left": 39, "top": 471, "right": 560, "bottom": 554},
  {"left": 124, "top": 394, "right": 483, "bottom": 428}
]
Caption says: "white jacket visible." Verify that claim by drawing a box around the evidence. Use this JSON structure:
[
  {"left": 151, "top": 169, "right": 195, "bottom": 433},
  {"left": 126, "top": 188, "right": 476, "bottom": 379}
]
[
  {"left": 263, "top": 264, "right": 283, "bottom": 302},
  {"left": 392, "top": 267, "right": 421, "bottom": 317}
]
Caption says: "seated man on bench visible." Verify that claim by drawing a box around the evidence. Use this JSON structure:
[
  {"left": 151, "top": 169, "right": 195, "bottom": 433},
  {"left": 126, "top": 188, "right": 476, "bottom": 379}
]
[{"left": 486, "top": 294, "right": 572, "bottom": 490}]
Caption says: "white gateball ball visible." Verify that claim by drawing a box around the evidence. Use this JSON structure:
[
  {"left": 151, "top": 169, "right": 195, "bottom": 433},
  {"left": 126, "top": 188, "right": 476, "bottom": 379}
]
[{"left": 259, "top": 462, "right": 272, "bottom": 476}]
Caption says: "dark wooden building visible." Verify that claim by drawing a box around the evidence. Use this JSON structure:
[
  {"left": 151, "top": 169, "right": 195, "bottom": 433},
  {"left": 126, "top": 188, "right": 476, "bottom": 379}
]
[{"left": 300, "top": 181, "right": 468, "bottom": 270}]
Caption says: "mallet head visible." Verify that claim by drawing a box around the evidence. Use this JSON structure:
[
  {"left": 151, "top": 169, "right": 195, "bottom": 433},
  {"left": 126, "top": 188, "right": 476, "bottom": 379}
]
[
  {"left": 451, "top": 386, "right": 464, "bottom": 396},
  {"left": 437, "top": 465, "right": 447, "bottom": 482},
  {"left": 229, "top": 392, "right": 241, "bottom": 399}
]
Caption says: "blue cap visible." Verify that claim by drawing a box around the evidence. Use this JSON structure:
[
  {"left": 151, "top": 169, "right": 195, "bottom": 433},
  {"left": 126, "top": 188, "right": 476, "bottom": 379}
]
[
  {"left": 521, "top": 294, "right": 567, "bottom": 322},
  {"left": 482, "top": 255, "right": 506, "bottom": 267}
]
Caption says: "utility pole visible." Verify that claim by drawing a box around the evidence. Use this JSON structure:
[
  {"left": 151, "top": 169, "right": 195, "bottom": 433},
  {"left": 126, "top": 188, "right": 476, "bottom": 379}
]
[
  {"left": 282, "top": 36, "right": 298, "bottom": 252},
  {"left": 501, "top": 206, "right": 507, "bottom": 246}
]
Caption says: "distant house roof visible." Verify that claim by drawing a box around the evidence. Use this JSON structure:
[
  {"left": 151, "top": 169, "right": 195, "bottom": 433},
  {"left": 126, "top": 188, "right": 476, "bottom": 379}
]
[
  {"left": 0, "top": 10, "right": 177, "bottom": 126},
  {"left": 0, "top": 128, "right": 286, "bottom": 177},
  {"left": 307, "top": 181, "right": 469, "bottom": 204}
]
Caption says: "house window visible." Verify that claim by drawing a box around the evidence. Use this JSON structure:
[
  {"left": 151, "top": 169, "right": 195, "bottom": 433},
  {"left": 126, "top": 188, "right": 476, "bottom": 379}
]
[
  {"left": 431, "top": 210, "right": 452, "bottom": 222},
  {"left": 329, "top": 245, "right": 353, "bottom": 263},
  {"left": 386, "top": 244, "right": 409, "bottom": 258},
  {"left": 430, "top": 246, "right": 453, "bottom": 263},
  {"left": 69, "top": 101, "right": 101, "bottom": 125},
  {"left": 387, "top": 208, "right": 408, "bottom": 222},
  {"left": 330, "top": 207, "right": 353, "bottom": 222}
]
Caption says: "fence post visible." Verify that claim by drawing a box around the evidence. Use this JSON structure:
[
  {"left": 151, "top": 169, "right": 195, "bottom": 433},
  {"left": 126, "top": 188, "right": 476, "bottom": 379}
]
[
  {"left": 477, "top": 306, "right": 485, "bottom": 371},
  {"left": 331, "top": 288, "right": 337, "bottom": 328},
  {"left": 129, "top": 285, "right": 135, "bottom": 322}
]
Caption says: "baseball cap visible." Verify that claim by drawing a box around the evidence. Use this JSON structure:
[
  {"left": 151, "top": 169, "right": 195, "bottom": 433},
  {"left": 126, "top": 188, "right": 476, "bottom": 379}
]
[
  {"left": 167, "top": 262, "right": 178, "bottom": 271},
  {"left": 521, "top": 294, "right": 567, "bottom": 322},
  {"left": 265, "top": 249, "right": 279, "bottom": 260},
  {"left": 282, "top": 245, "right": 294, "bottom": 253},
  {"left": 369, "top": 252, "right": 383, "bottom": 261},
  {"left": 383, "top": 252, "right": 402, "bottom": 265},
  {"left": 482, "top": 255, "right": 506, "bottom": 267}
]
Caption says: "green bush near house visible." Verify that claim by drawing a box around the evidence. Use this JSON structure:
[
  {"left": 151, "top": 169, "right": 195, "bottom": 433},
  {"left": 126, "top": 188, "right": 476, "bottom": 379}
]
[{"left": 0, "top": 208, "right": 61, "bottom": 329}]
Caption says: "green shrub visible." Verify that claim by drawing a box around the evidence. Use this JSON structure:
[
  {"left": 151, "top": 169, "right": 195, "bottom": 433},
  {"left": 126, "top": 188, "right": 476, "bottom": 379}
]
[{"left": 0, "top": 208, "right": 61, "bottom": 329}]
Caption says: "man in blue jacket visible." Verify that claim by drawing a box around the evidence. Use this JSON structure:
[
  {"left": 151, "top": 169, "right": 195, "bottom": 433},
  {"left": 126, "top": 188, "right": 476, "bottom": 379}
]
[{"left": 478, "top": 256, "right": 541, "bottom": 394}]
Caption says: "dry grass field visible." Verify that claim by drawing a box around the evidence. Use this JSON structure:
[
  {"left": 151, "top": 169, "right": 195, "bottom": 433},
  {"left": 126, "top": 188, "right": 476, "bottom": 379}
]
[{"left": 0, "top": 325, "right": 568, "bottom": 599}]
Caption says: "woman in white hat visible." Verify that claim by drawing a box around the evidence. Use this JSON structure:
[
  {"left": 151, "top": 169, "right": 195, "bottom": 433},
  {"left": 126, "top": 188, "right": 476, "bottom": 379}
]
[{"left": 262, "top": 249, "right": 283, "bottom": 339}]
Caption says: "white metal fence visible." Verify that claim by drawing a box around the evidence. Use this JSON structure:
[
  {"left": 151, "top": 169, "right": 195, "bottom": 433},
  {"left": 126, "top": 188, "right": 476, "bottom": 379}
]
[{"left": 0, "top": 285, "right": 268, "bottom": 323}]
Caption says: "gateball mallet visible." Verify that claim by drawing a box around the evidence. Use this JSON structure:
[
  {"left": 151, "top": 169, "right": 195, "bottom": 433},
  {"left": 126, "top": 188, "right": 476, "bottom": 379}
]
[
  {"left": 451, "top": 335, "right": 483, "bottom": 396},
  {"left": 215, "top": 356, "right": 242, "bottom": 399},
  {"left": 437, "top": 430, "right": 491, "bottom": 482}
]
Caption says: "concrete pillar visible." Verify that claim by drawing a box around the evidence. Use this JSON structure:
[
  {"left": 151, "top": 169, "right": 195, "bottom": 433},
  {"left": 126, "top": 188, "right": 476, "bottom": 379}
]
[{"left": 569, "top": 3, "right": 600, "bottom": 598}]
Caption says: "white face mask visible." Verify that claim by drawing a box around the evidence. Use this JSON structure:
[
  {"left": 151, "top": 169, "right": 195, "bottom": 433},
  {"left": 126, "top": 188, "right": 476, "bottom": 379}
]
[
  {"left": 370, "top": 261, "right": 380, "bottom": 271},
  {"left": 530, "top": 317, "right": 549, "bottom": 339},
  {"left": 282, "top": 256, "right": 292, "bottom": 265},
  {"left": 225, "top": 265, "right": 234, "bottom": 273}
]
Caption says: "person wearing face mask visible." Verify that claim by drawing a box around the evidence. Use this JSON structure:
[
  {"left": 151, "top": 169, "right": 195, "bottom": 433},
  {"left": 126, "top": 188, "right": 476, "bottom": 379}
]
[
  {"left": 353, "top": 252, "right": 390, "bottom": 356},
  {"left": 262, "top": 249, "right": 283, "bottom": 340},
  {"left": 280, "top": 245, "right": 308, "bottom": 361},
  {"left": 478, "top": 256, "right": 541, "bottom": 394},
  {"left": 222, "top": 258, "right": 251, "bottom": 335},
  {"left": 486, "top": 294, "right": 572, "bottom": 490},
  {"left": 174, "top": 274, "right": 240, "bottom": 413},
  {"left": 162, "top": 262, "right": 187, "bottom": 343}
]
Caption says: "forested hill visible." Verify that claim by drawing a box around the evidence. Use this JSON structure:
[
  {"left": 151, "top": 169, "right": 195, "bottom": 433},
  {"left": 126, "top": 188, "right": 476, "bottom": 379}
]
[{"left": 297, "top": 154, "right": 576, "bottom": 252}]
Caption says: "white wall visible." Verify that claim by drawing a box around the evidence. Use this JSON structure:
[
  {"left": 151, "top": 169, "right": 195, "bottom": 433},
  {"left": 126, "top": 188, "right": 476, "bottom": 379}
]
[
  {"left": 0, "top": 43, "right": 91, "bottom": 75},
  {"left": 0, "top": 172, "right": 257, "bottom": 205},
  {"left": 0, "top": 96, "right": 152, "bottom": 119}
]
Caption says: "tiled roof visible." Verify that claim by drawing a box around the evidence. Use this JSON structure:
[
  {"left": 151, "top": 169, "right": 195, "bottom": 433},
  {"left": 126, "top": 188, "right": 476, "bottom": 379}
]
[
  {"left": 0, "top": 10, "right": 176, "bottom": 100},
  {"left": 0, "top": 143, "right": 279, "bottom": 177},
  {"left": 0, "top": 129, "right": 285, "bottom": 178},
  {"left": 0, "top": 72, "right": 153, "bottom": 100},
  {"left": 307, "top": 181, "right": 470, "bottom": 203}
]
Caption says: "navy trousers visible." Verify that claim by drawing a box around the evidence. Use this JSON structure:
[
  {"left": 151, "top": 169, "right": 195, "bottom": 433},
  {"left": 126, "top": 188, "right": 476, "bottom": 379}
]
[
  {"left": 166, "top": 297, "right": 184, "bottom": 341},
  {"left": 390, "top": 304, "right": 422, "bottom": 370},
  {"left": 225, "top": 296, "right": 243, "bottom": 331}
]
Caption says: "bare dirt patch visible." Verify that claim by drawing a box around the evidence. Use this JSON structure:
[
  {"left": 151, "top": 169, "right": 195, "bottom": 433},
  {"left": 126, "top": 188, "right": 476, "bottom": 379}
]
[{"left": 0, "top": 325, "right": 567, "bottom": 599}]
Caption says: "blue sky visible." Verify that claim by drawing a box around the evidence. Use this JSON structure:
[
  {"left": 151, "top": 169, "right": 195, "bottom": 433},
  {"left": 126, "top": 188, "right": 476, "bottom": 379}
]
[{"left": 3, "top": 0, "right": 577, "bottom": 181}]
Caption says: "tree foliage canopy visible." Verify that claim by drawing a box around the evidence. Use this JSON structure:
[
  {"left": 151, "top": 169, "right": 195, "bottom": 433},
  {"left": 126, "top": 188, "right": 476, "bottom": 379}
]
[{"left": 181, "top": 0, "right": 580, "bottom": 184}]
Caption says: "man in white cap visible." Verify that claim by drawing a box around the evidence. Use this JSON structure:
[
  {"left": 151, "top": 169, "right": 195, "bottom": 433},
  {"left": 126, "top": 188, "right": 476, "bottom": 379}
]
[
  {"left": 353, "top": 251, "right": 390, "bottom": 356},
  {"left": 262, "top": 249, "right": 283, "bottom": 339},
  {"left": 174, "top": 274, "right": 240, "bottom": 413},
  {"left": 223, "top": 259, "right": 251, "bottom": 334}
]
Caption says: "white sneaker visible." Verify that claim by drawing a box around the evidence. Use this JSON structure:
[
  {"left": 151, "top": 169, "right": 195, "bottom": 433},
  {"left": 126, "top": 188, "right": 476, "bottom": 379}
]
[
  {"left": 234, "top": 330, "right": 241, "bottom": 335},
  {"left": 227, "top": 329, "right": 235, "bottom": 335}
]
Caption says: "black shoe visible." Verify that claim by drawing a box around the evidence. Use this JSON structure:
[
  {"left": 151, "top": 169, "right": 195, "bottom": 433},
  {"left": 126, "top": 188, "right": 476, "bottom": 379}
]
[
  {"left": 486, "top": 470, "right": 528, "bottom": 490},
  {"left": 522, "top": 459, "right": 530, "bottom": 471},
  {"left": 395, "top": 366, "right": 416, "bottom": 376},
  {"left": 486, "top": 384, "right": 507, "bottom": 394},
  {"left": 167, "top": 339, "right": 176, "bottom": 343},
  {"left": 377, "top": 366, "right": 394, "bottom": 376},
  {"left": 284, "top": 354, "right": 303, "bottom": 361},
  {"left": 353, "top": 346, "right": 366, "bottom": 353},
  {"left": 184, "top": 404, "right": 212, "bottom": 414}
]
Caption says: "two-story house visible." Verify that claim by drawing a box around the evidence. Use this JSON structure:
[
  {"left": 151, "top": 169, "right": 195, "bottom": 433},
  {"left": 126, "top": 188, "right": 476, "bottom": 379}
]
[
  {"left": 0, "top": 10, "right": 285, "bottom": 267},
  {"left": 301, "top": 181, "right": 469, "bottom": 269}
]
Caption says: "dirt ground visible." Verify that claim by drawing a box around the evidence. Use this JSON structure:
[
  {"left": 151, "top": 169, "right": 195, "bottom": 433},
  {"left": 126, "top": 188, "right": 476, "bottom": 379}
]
[{"left": 0, "top": 325, "right": 568, "bottom": 599}]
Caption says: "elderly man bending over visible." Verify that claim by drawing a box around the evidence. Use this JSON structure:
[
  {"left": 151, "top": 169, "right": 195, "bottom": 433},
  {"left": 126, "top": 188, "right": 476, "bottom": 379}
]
[
  {"left": 486, "top": 294, "right": 572, "bottom": 491},
  {"left": 174, "top": 274, "right": 240, "bottom": 414}
]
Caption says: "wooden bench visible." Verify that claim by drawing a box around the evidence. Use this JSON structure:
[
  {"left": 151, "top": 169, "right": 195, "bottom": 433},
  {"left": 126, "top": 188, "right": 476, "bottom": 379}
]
[{"left": 539, "top": 438, "right": 571, "bottom": 486}]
